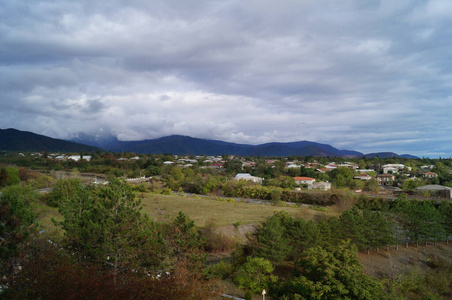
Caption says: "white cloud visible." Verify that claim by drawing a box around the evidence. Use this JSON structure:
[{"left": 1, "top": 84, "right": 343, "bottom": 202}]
[{"left": 0, "top": 0, "right": 451, "bottom": 157}]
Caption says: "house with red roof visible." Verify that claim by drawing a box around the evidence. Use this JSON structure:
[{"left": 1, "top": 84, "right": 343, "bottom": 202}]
[{"left": 293, "top": 177, "right": 316, "bottom": 185}]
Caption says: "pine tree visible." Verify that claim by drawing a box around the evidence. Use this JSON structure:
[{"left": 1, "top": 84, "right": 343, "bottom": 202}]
[
  {"left": 254, "top": 213, "right": 291, "bottom": 263},
  {"left": 57, "top": 178, "right": 164, "bottom": 272}
]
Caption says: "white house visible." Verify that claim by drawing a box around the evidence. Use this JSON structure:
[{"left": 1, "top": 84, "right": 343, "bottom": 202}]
[
  {"left": 354, "top": 173, "right": 372, "bottom": 180},
  {"left": 234, "top": 173, "right": 263, "bottom": 184},
  {"left": 382, "top": 164, "right": 411, "bottom": 174},
  {"left": 307, "top": 182, "right": 332, "bottom": 191}
]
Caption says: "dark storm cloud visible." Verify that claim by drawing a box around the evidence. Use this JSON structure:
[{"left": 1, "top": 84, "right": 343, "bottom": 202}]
[{"left": 0, "top": 0, "right": 452, "bottom": 157}]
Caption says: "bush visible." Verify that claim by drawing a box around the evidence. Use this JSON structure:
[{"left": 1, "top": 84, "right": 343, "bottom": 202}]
[
  {"left": 161, "top": 187, "right": 172, "bottom": 195},
  {"left": 206, "top": 260, "right": 234, "bottom": 280}
]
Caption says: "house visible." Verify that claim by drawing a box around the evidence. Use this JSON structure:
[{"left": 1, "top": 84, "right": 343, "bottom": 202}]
[
  {"left": 423, "top": 171, "right": 438, "bottom": 179},
  {"left": 325, "top": 163, "right": 338, "bottom": 170},
  {"left": 67, "top": 155, "right": 81, "bottom": 161},
  {"left": 234, "top": 173, "right": 263, "bottom": 184},
  {"left": 382, "top": 164, "right": 411, "bottom": 174},
  {"left": 354, "top": 173, "right": 372, "bottom": 180},
  {"left": 293, "top": 177, "right": 316, "bottom": 185},
  {"left": 420, "top": 165, "right": 435, "bottom": 171},
  {"left": 376, "top": 173, "right": 395, "bottom": 185},
  {"left": 286, "top": 164, "right": 301, "bottom": 169},
  {"left": 338, "top": 163, "right": 358, "bottom": 169},
  {"left": 307, "top": 181, "right": 331, "bottom": 191},
  {"left": 357, "top": 169, "right": 375, "bottom": 173}
]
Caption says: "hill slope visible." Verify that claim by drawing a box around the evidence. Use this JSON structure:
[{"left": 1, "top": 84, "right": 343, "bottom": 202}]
[{"left": 0, "top": 128, "right": 101, "bottom": 152}]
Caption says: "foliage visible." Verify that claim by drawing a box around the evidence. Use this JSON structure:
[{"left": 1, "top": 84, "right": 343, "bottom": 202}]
[
  {"left": 0, "top": 166, "right": 20, "bottom": 187},
  {"left": 278, "top": 240, "right": 384, "bottom": 300},
  {"left": 391, "top": 200, "right": 445, "bottom": 246},
  {"left": 0, "top": 184, "right": 36, "bottom": 281},
  {"left": 254, "top": 212, "right": 291, "bottom": 263},
  {"left": 56, "top": 178, "right": 165, "bottom": 271},
  {"left": 393, "top": 262, "right": 452, "bottom": 300},
  {"left": 168, "top": 211, "right": 207, "bottom": 268},
  {"left": 206, "top": 259, "right": 234, "bottom": 280},
  {"left": 46, "top": 178, "right": 84, "bottom": 207},
  {"left": 5, "top": 237, "right": 219, "bottom": 300},
  {"left": 233, "top": 256, "right": 277, "bottom": 294}
]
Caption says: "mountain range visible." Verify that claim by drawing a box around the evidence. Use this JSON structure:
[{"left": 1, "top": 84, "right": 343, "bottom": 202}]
[
  {"left": 0, "top": 128, "right": 100, "bottom": 152},
  {"left": 0, "top": 128, "right": 418, "bottom": 158}
]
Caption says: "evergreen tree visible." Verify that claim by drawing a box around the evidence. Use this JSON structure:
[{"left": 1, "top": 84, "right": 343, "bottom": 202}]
[
  {"left": 439, "top": 201, "right": 452, "bottom": 244},
  {"left": 57, "top": 178, "right": 164, "bottom": 272},
  {"left": 286, "top": 218, "right": 321, "bottom": 260},
  {"left": 362, "top": 209, "right": 394, "bottom": 252},
  {"left": 338, "top": 207, "right": 367, "bottom": 250},
  {"left": 254, "top": 213, "right": 291, "bottom": 263},
  {"left": 169, "top": 211, "right": 206, "bottom": 268}
]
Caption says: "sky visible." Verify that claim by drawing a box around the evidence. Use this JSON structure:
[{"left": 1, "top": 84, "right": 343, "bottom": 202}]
[{"left": 1, "top": 0, "right": 452, "bottom": 158}]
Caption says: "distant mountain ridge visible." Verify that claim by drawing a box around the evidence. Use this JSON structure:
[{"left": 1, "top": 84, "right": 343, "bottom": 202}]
[
  {"left": 72, "top": 133, "right": 417, "bottom": 158},
  {"left": 1, "top": 128, "right": 419, "bottom": 158},
  {"left": 0, "top": 128, "right": 101, "bottom": 152}
]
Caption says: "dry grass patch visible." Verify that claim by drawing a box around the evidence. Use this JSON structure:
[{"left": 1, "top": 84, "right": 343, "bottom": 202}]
[{"left": 141, "top": 193, "right": 337, "bottom": 227}]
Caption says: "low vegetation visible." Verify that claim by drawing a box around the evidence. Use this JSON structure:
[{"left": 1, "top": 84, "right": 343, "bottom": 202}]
[{"left": 1, "top": 153, "right": 452, "bottom": 299}]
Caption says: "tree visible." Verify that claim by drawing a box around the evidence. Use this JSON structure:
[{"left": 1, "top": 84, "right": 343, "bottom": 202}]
[
  {"left": 57, "top": 178, "right": 164, "bottom": 272},
  {"left": 6, "top": 237, "right": 219, "bottom": 300},
  {"left": 392, "top": 200, "right": 445, "bottom": 246},
  {"left": 0, "top": 184, "right": 36, "bottom": 282},
  {"left": 169, "top": 211, "right": 206, "bottom": 268},
  {"left": 279, "top": 240, "right": 384, "bottom": 300},
  {"left": 286, "top": 218, "right": 321, "bottom": 261},
  {"left": 362, "top": 209, "right": 394, "bottom": 252},
  {"left": 233, "top": 256, "right": 277, "bottom": 294},
  {"left": 254, "top": 213, "right": 291, "bottom": 263},
  {"left": 329, "top": 167, "right": 356, "bottom": 188},
  {"left": 0, "top": 167, "right": 20, "bottom": 187},
  {"left": 439, "top": 201, "right": 452, "bottom": 244},
  {"left": 363, "top": 179, "right": 379, "bottom": 192},
  {"left": 337, "top": 207, "right": 367, "bottom": 250},
  {"left": 47, "top": 178, "right": 85, "bottom": 207}
]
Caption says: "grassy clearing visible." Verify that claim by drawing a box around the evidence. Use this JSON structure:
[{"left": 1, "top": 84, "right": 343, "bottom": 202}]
[
  {"left": 31, "top": 192, "right": 339, "bottom": 232},
  {"left": 31, "top": 201, "right": 62, "bottom": 233},
  {"left": 140, "top": 193, "right": 338, "bottom": 228}
]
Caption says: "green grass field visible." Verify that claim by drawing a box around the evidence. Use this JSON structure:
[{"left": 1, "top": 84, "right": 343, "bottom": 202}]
[
  {"left": 140, "top": 193, "right": 337, "bottom": 227},
  {"left": 32, "top": 192, "right": 338, "bottom": 232}
]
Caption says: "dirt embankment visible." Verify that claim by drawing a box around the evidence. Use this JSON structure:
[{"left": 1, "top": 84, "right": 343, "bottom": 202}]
[{"left": 358, "top": 243, "right": 452, "bottom": 279}]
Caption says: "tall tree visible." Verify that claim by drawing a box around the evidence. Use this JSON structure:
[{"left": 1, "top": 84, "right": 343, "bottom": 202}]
[
  {"left": 439, "top": 201, "right": 452, "bottom": 244},
  {"left": 254, "top": 213, "right": 291, "bottom": 264},
  {"left": 57, "top": 178, "right": 164, "bottom": 272},
  {"left": 169, "top": 211, "right": 206, "bottom": 268}
]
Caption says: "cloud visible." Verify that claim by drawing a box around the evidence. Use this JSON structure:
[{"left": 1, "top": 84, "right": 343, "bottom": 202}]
[{"left": 0, "top": 0, "right": 451, "bottom": 157}]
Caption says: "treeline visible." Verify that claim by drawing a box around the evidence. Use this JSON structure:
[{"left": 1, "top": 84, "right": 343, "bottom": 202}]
[
  {"left": 251, "top": 200, "right": 451, "bottom": 260},
  {"left": 210, "top": 201, "right": 452, "bottom": 299},
  {"left": 0, "top": 178, "right": 220, "bottom": 299}
]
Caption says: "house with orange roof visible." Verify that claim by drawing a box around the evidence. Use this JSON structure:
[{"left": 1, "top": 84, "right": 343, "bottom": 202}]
[{"left": 293, "top": 177, "right": 316, "bottom": 185}]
